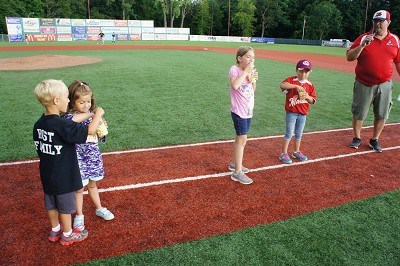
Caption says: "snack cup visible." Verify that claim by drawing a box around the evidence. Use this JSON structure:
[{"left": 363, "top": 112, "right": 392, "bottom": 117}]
[{"left": 96, "top": 121, "right": 108, "bottom": 137}]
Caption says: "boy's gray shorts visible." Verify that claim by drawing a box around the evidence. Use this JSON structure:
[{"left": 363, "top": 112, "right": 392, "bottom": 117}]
[
  {"left": 351, "top": 80, "right": 393, "bottom": 120},
  {"left": 44, "top": 191, "right": 76, "bottom": 214}
]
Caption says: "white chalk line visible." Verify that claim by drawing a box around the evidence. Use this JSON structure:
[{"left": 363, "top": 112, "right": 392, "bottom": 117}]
[
  {"left": 95, "top": 145, "right": 400, "bottom": 194},
  {"left": 2, "top": 123, "right": 399, "bottom": 167}
]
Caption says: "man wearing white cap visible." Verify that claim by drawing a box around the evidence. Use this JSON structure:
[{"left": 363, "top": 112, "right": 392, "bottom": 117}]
[{"left": 347, "top": 10, "right": 400, "bottom": 152}]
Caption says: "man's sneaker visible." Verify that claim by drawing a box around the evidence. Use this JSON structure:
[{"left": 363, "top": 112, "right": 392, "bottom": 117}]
[
  {"left": 292, "top": 151, "right": 308, "bottom": 162},
  {"left": 48, "top": 227, "right": 62, "bottom": 242},
  {"left": 96, "top": 207, "right": 115, "bottom": 220},
  {"left": 369, "top": 139, "right": 383, "bottom": 152},
  {"left": 228, "top": 162, "right": 250, "bottom": 173},
  {"left": 231, "top": 171, "right": 253, "bottom": 185},
  {"left": 350, "top": 137, "right": 361, "bottom": 149},
  {"left": 279, "top": 153, "right": 292, "bottom": 164},
  {"left": 60, "top": 229, "right": 88, "bottom": 246},
  {"left": 73, "top": 215, "right": 85, "bottom": 231}
]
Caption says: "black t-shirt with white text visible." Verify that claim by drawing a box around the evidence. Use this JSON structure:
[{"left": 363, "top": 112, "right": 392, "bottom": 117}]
[{"left": 33, "top": 114, "right": 88, "bottom": 195}]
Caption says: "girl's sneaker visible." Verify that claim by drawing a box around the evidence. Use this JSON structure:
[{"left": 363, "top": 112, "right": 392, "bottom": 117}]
[
  {"left": 279, "top": 153, "right": 292, "bottom": 164},
  {"left": 60, "top": 229, "right": 88, "bottom": 246},
  {"left": 95, "top": 207, "right": 115, "bottom": 220},
  {"left": 231, "top": 171, "right": 253, "bottom": 185},
  {"left": 292, "top": 151, "right": 308, "bottom": 161},
  {"left": 73, "top": 215, "right": 85, "bottom": 231},
  {"left": 228, "top": 162, "right": 250, "bottom": 173}
]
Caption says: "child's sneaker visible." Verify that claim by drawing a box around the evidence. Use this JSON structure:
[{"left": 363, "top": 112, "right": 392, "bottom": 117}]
[
  {"left": 60, "top": 229, "right": 88, "bottom": 246},
  {"left": 231, "top": 171, "right": 253, "bottom": 185},
  {"left": 48, "top": 227, "right": 62, "bottom": 242},
  {"left": 228, "top": 162, "right": 250, "bottom": 173},
  {"left": 95, "top": 207, "right": 115, "bottom": 220},
  {"left": 279, "top": 153, "right": 292, "bottom": 164},
  {"left": 292, "top": 151, "right": 308, "bottom": 162},
  {"left": 73, "top": 215, "right": 85, "bottom": 231}
]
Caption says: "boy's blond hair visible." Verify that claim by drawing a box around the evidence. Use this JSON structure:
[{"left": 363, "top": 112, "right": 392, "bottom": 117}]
[{"left": 34, "top": 79, "right": 68, "bottom": 107}]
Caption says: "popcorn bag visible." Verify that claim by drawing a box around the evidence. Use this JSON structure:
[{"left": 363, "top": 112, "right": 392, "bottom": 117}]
[{"left": 96, "top": 119, "right": 108, "bottom": 137}]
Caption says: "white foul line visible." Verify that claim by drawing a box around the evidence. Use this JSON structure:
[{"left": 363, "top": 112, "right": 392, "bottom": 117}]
[
  {"left": 95, "top": 145, "right": 400, "bottom": 194},
  {"left": 2, "top": 123, "right": 399, "bottom": 167}
]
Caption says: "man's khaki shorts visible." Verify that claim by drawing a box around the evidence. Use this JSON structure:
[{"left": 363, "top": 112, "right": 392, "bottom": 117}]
[{"left": 351, "top": 80, "right": 393, "bottom": 120}]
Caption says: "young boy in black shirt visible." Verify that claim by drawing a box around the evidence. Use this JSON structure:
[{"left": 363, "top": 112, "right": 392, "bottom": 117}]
[{"left": 33, "top": 79, "right": 104, "bottom": 245}]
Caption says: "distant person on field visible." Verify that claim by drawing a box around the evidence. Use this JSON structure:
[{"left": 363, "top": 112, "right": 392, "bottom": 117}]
[
  {"left": 112, "top": 32, "right": 116, "bottom": 43},
  {"left": 98, "top": 30, "right": 105, "bottom": 45},
  {"left": 347, "top": 10, "right": 400, "bottom": 152},
  {"left": 24, "top": 34, "right": 29, "bottom": 45},
  {"left": 33, "top": 79, "right": 104, "bottom": 245},
  {"left": 278, "top": 60, "right": 317, "bottom": 164},
  {"left": 228, "top": 46, "right": 258, "bottom": 185},
  {"left": 65, "top": 81, "right": 114, "bottom": 232}
]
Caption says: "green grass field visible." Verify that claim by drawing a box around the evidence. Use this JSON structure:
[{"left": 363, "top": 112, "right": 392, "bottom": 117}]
[
  {"left": 1, "top": 42, "right": 398, "bottom": 162},
  {"left": 2, "top": 42, "right": 399, "bottom": 265}
]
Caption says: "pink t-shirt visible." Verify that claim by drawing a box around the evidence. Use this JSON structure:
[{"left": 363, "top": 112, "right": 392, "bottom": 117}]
[{"left": 229, "top": 65, "right": 255, "bottom": 118}]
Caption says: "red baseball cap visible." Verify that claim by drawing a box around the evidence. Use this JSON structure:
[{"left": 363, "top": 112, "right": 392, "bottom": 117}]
[
  {"left": 296, "top": 59, "right": 312, "bottom": 70},
  {"left": 373, "top": 10, "right": 390, "bottom": 21}
]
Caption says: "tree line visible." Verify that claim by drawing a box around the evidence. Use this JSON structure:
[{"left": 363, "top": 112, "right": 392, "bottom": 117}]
[{"left": 1, "top": 0, "right": 398, "bottom": 42}]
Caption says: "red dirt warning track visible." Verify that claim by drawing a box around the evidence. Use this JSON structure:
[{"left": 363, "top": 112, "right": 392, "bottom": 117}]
[{"left": 1, "top": 124, "right": 400, "bottom": 265}]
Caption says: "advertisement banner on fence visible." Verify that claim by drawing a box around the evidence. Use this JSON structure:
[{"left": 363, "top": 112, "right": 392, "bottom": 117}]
[
  {"left": 190, "top": 35, "right": 250, "bottom": 43},
  {"left": 23, "top": 18, "right": 40, "bottom": 33},
  {"left": 56, "top": 18, "right": 71, "bottom": 26},
  {"left": 56, "top": 26, "right": 71, "bottom": 34},
  {"left": 57, "top": 34, "right": 72, "bottom": 41},
  {"left": 166, "top": 34, "right": 189, "bottom": 41},
  {"left": 41, "top": 26, "right": 56, "bottom": 34},
  {"left": 71, "top": 19, "right": 86, "bottom": 26},
  {"left": 251, "top": 37, "right": 275, "bottom": 44},
  {"left": 6, "top": 22, "right": 22, "bottom": 35},
  {"left": 154, "top": 34, "right": 167, "bottom": 41},
  {"left": 72, "top": 26, "right": 86, "bottom": 34},
  {"left": 117, "top": 34, "right": 129, "bottom": 41},
  {"left": 73, "top": 34, "right": 87, "bottom": 41},
  {"left": 31, "top": 34, "right": 56, "bottom": 42},
  {"left": 40, "top": 18, "right": 55, "bottom": 26},
  {"left": 130, "top": 34, "right": 142, "bottom": 40}
]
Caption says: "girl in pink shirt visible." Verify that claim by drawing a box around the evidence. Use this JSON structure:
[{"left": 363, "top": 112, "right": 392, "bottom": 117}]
[{"left": 228, "top": 46, "right": 258, "bottom": 185}]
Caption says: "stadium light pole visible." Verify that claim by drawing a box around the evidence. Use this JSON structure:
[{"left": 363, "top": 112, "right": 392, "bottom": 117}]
[
  {"left": 301, "top": 16, "right": 306, "bottom": 40},
  {"left": 28, "top": 12, "right": 34, "bottom": 18},
  {"left": 88, "top": 0, "right": 90, "bottom": 19},
  {"left": 364, "top": 0, "right": 369, "bottom": 32}
]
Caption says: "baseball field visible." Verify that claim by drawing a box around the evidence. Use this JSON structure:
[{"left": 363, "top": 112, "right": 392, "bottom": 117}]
[{"left": 1, "top": 41, "right": 400, "bottom": 265}]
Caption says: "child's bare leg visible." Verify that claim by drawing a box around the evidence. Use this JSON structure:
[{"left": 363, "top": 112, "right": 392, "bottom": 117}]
[
  {"left": 294, "top": 139, "right": 301, "bottom": 152},
  {"left": 232, "top": 135, "right": 247, "bottom": 173},
  {"left": 88, "top": 180, "right": 102, "bottom": 210},
  {"left": 48, "top": 209, "right": 60, "bottom": 228},
  {"left": 60, "top": 213, "right": 72, "bottom": 232},
  {"left": 75, "top": 188, "right": 85, "bottom": 215},
  {"left": 282, "top": 139, "right": 290, "bottom": 154}
]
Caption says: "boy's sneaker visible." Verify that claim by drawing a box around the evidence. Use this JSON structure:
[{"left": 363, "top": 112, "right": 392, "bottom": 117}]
[
  {"left": 369, "top": 139, "right": 382, "bottom": 152},
  {"left": 96, "top": 207, "right": 115, "bottom": 220},
  {"left": 60, "top": 229, "right": 88, "bottom": 246},
  {"left": 349, "top": 137, "right": 361, "bottom": 149},
  {"left": 231, "top": 171, "right": 253, "bottom": 185},
  {"left": 292, "top": 151, "right": 308, "bottom": 162},
  {"left": 73, "top": 215, "right": 85, "bottom": 231},
  {"left": 48, "top": 227, "right": 62, "bottom": 242},
  {"left": 279, "top": 153, "right": 292, "bottom": 164},
  {"left": 228, "top": 162, "right": 250, "bottom": 173}
]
